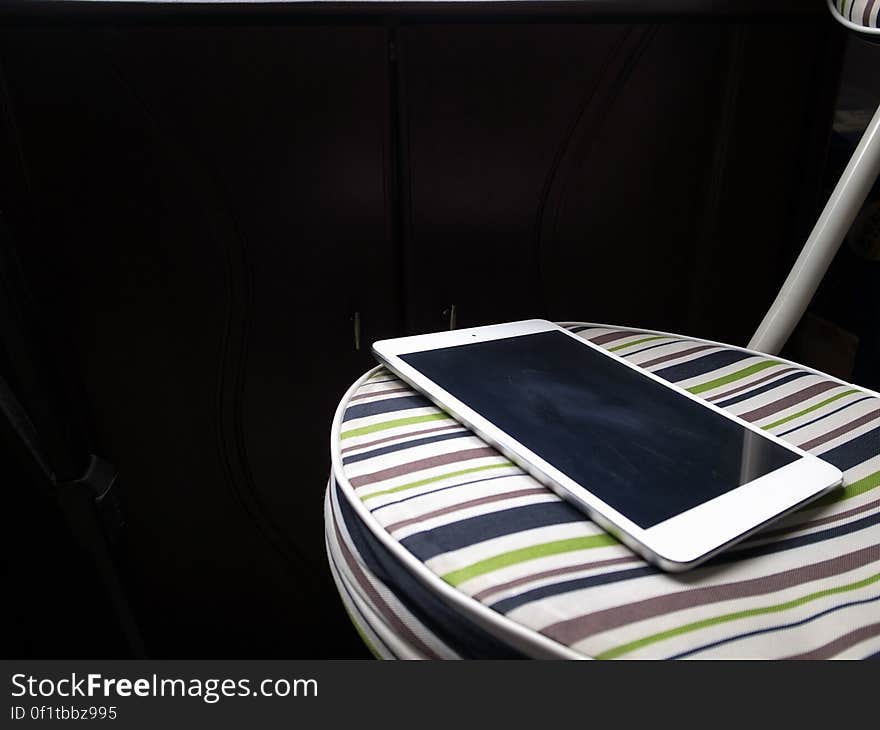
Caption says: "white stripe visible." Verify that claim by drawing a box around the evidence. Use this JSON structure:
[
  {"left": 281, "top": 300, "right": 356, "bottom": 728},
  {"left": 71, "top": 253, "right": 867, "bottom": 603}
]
[
  {"left": 351, "top": 380, "right": 416, "bottom": 398},
  {"left": 327, "top": 552, "right": 395, "bottom": 659},
  {"left": 595, "top": 333, "right": 659, "bottom": 351},
  {"left": 706, "top": 366, "right": 803, "bottom": 403},
  {"left": 832, "top": 633, "right": 880, "bottom": 659},
  {"left": 720, "top": 374, "right": 826, "bottom": 416},
  {"left": 509, "top": 527, "right": 879, "bottom": 636},
  {"left": 836, "top": 453, "right": 880, "bottom": 489},
  {"left": 739, "top": 499, "right": 879, "bottom": 551},
  {"left": 700, "top": 586, "right": 880, "bottom": 659},
  {"left": 371, "top": 473, "right": 547, "bottom": 524},
  {"left": 754, "top": 385, "right": 860, "bottom": 429},
  {"left": 458, "top": 544, "right": 634, "bottom": 602},
  {"left": 342, "top": 404, "right": 446, "bottom": 434},
  {"left": 328, "top": 485, "right": 461, "bottom": 659},
  {"left": 626, "top": 339, "right": 712, "bottom": 367},
  {"left": 593, "top": 554, "right": 880, "bottom": 659},
  {"left": 809, "top": 413, "right": 880, "bottom": 456},
  {"left": 575, "top": 327, "right": 621, "bottom": 338},
  {"left": 343, "top": 434, "right": 491, "bottom": 480},
  {"left": 670, "top": 354, "right": 772, "bottom": 392},
  {"left": 339, "top": 410, "right": 455, "bottom": 451},
  {"left": 341, "top": 423, "right": 466, "bottom": 460},
  {"left": 358, "top": 461, "right": 522, "bottom": 507},
  {"left": 389, "top": 492, "right": 560, "bottom": 542},
  {"left": 782, "top": 398, "right": 880, "bottom": 446},
  {"left": 642, "top": 345, "right": 732, "bottom": 376},
  {"left": 325, "top": 494, "right": 401, "bottom": 659}
]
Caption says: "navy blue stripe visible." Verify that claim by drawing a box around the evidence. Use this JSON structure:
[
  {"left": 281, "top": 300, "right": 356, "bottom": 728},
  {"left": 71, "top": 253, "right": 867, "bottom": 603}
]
[
  {"left": 491, "top": 509, "right": 880, "bottom": 614},
  {"left": 342, "top": 430, "right": 468, "bottom": 466},
  {"left": 729, "top": 509, "right": 880, "bottom": 561},
  {"left": 343, "top": 394, "right": 432, "bottom": 422},
  {"left": 371, "top": 473, "right": 521, "bottom": 513},
  {"left": 668, "top": 592, "right": 880, "bottom": 659},
  {"left": 491, "top": 565, "right": 659, "bottom": 613},
  {"left": 399, "top": 501, "right": 584, "bottom": 561},
  {"left": 777, "top": 396, "right": 875, "bottom": 437},
  {"left": 714, "top": 372, "right": 811, "bottom": 409},
  {"left": 333, "top": 481, "right": 526, "bottom": 659},
  {"left": 819, "top": 424, "right": 880, "bottom": 472},
  {"left": 653, "top": 349, "right": 752, "bottom": 383}
]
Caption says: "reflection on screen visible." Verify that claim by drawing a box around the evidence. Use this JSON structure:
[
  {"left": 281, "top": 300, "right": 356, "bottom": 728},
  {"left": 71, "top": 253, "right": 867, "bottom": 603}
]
[{"left": 400, "top": 331, "right": 799, "bottom": 528}]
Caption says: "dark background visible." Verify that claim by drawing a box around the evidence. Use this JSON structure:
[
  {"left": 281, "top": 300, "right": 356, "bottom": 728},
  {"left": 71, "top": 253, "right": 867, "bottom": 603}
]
[{"left": 1, "top": 2, "right": 877, "bottom": 659}]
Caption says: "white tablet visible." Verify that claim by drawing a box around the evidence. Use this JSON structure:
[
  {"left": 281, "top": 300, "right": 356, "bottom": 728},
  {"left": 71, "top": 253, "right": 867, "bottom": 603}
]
[{"left": 372, "top": 319, "right": 843, "bottom": 572}]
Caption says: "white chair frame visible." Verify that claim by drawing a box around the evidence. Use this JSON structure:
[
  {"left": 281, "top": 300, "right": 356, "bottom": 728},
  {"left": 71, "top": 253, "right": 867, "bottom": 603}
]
[{"left": 749, "top": 1, "right": 880, "bottom": 353}]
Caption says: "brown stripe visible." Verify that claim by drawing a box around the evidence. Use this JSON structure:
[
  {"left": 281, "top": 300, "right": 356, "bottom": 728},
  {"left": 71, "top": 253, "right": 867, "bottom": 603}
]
[
  {"left": 740, "top": 381, "right": 844, "bottom": 423},
  {"left": 349, "top": 386, "right": 411, "bottom": 402},
  {"left": 472, "top": 555, "right": 640, "bottom": 603},
  {"left": 541, "top": 544, "right": 880, "bottom": 647},
  {"left": 589, "top": 330, "right": 641, "bottom": 346},
  {"left": 330, "top": 500, "right": 439, "bottom": 658},
  {"left": 384, "top": 487, "right": 548, "bottom": 533},
  {"left": 755, "top": 496, "right": 880, "bottom": 543},
  {"left": 350, "top": 446, "right": 500, "bottom": 488},
  {"left": 340, "top": 423, "right": 464, "bottom": 455},
  {"left": 784, "top": 621, "right": 880, "bottom": 660},
  {"left": 864, "top": 0, "right": 878, "bottom": 27},
  {"left": 638, "top": 344, "right": 715, "bottom": 369},
  {"left": 706, "top": 367, "right": 798, "bottom": 402},
  {"left": 797, "top": 408, "right": 880, "bottom": 452}
]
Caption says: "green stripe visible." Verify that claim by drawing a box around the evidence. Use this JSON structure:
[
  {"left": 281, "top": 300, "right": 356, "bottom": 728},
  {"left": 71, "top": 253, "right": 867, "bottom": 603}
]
[
  {"left": 608, "top": 336, "right": 666, "bottom": 352},
  {"left": 762, "top": 389, "right": 859, "bottom": 431},
  {"left": 596, "top": 571, "right": 880, "bottom": 660},
  {"left": 341, "top": 412, "right": 450, "bottom": 440},
  {"left": 442, "top": 534, "right": 618, "bottom": 587},
  {"left": 360, "top": 461, "right": 515, "bottom": 501},
  {"left": 811, "top": 469, "right": 880, "bottom": 510},
  {"left": 687, "top": 360, "right": 781, "bottom": 395}
]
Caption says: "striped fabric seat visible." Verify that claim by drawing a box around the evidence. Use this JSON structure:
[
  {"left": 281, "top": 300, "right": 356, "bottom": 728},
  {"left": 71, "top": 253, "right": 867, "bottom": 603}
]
[
  {"left": 831, "top": 1, "right": 880, "bottom": 30},
  {"left": 326, "top": 323, "right": 880, "bottom": 659}
]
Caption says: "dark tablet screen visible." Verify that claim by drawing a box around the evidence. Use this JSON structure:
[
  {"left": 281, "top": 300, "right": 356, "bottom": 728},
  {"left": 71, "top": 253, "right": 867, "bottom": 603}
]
[{"left": 400, "top": 331, "right": 799, "bottom": 528}]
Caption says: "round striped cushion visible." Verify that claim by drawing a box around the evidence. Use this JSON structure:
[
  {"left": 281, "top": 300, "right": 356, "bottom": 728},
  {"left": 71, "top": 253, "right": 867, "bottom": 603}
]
[
  {"left": 830, "top": 0, "right": 880, "bottom": 30},
  {"left": 326, "top": 324, "right": 880, "bottom": 659}
]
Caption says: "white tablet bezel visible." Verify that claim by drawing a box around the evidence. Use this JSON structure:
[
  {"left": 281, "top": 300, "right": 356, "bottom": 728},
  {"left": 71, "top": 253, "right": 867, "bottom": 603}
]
[{"left": 371, "top": 319, "right": 843, "bottom": 572}]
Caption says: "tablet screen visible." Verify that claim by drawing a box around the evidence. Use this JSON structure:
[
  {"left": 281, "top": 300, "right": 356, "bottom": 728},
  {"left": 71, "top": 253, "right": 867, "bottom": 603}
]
[{"left": 400, "top": 331, "right": 800, "bottom": 528}]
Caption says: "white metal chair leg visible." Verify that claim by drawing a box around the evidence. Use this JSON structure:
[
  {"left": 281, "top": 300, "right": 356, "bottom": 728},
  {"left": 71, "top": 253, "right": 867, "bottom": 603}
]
[{"left": 748, "top": 99, "right": 880, "bottom": 354}]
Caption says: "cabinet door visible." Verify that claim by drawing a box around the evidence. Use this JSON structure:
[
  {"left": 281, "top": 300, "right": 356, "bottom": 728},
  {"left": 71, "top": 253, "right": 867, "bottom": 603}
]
[
  {"left": 398, "top": 22, "right": 839, "bottom": 343},
  {"left": 0, "top": 26, "right": 394, "bottom": 656},
  {"left": 397, "top": 23, "right": 635, "bottom": 333}
]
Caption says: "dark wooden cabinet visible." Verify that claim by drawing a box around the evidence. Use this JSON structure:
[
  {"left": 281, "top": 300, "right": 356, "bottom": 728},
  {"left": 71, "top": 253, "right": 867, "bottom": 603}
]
[
  {"left": 397, "top": 22, "right": 841, "bottom": 342},
  {"left": 397, "top": 23, "right": 630, "bottom": 332},
  {"left": 0, "top": 11, "right": 842, "bottom": 657},
  {"left": 0, "top": 26, "right": 395, "bottom": 657}
]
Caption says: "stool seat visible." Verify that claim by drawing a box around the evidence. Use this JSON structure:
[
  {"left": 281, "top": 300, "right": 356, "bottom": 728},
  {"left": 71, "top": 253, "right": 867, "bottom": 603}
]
[
  {"left": 326, "top": 323, "right": 880, "bottom": 659},
  {"left": 830, "top": 1, "right": 880, "bottom": 31}
]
